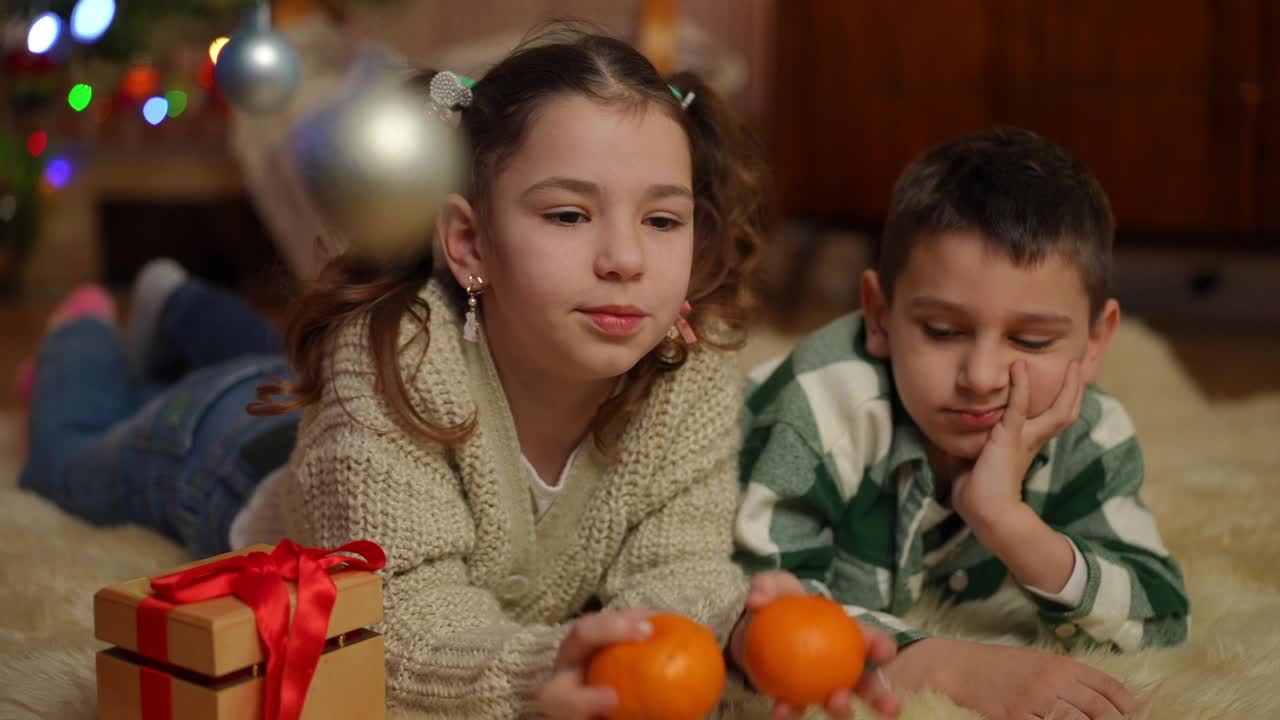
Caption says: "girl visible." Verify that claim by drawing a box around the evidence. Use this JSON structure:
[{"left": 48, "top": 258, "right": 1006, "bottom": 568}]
[{"left": 252, "top": 29, "right": 897, "bottom": 720}]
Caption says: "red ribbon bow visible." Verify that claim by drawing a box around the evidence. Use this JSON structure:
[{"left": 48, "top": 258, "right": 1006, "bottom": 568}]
[{"left": 137, "top": 539, "right": 386, "bottom": 720}]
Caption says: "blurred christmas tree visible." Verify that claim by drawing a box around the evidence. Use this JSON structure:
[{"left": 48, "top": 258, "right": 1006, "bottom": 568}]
[
  {"left": 1, "top": 0, "right": 398, "bottom": 291},
  {"left": 0, "top": 129, "right": 40, "bottom": 293},
  {"left": 11, "top": 1, "right": 399, "bottom": 63}
]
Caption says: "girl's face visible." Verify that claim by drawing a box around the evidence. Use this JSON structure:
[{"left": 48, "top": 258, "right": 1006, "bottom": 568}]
[{"left": 450, "top": 95, "right": 695, "bottom": 384}]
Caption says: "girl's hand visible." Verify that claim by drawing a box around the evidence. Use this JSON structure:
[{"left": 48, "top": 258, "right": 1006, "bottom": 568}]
[
  {"left": 535, "top": 609, "right": 653, "bottom": 720},
  {"left": 730, "top": 571, "right": 901, "bottom": 719}
]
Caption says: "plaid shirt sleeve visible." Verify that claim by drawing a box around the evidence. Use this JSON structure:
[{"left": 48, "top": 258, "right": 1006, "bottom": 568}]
[
  {"left": 736, "top": 351, "right": 931, "bottom": 648},
  {"left": 1030, "top": 391, "right": 1191, "bottom": 651}
]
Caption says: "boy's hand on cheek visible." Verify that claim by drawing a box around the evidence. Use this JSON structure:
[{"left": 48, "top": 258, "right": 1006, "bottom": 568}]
[
  {"left": 952, "top": 360, "right": 1084, "bottom": 592},
  {"left": 952, "top": 359, "right": 1083, "bottom": 527}
]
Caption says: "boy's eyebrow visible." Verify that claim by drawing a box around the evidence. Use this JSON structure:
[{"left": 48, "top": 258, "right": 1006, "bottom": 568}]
[
  {"left": 910, "top": 297, "right": 969, "bottom": 314},
  {"left": 910, "top": 296, "right": 1074, "bottom": 327},
  {"left": 521, "top": 177, "right": 693, "bottom": 201},
  {"left": 1010, "top": 310, "right": 1074, "bottom": 327}
]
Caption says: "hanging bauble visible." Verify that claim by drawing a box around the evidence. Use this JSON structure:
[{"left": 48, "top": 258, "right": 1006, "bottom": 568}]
[
  {"left": 289, "top": 53, "right": 467, "bottom": 257},
  {"left": 213, "top": 4, "right": 300, "bottom": 113}
]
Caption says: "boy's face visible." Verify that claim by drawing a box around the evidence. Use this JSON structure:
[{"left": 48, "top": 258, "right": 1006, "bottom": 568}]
[{"left": 862, "top": 231, "right": 1119, "bottom": 463}]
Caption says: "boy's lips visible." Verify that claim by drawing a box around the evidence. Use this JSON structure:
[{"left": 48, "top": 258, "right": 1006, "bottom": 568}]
[{"left": 946, "top": 406, "right": 1005, "bottom": 429}]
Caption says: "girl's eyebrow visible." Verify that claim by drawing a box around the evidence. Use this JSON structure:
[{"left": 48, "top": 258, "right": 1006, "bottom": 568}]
[
  {"left": 522, "top": 176, "right": 598, "bottom": 199},
  {"left": 521, "top": 177, "right": 693, "bottom": 201},
  {"left": 644, "top": 183, "right": 694, "bottom": 201}
]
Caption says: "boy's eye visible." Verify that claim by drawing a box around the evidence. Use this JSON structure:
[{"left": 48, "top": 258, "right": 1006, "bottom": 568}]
[
  {"left": 1011, "top": 336, "right": 1055, "bottom": 351},
  {"left": 644, "top": 215, "right": 683, "bottom": 232},
  {"left": 922, "top": 324, "right": 960, "bottom": 340},
  {"left": 546, "top": 210, "right": 588, "bottom": 226}
]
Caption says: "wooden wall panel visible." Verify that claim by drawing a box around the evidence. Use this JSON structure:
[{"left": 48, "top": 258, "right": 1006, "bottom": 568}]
[
  {"left": 773, "top": 0, "right": 998, "bottom": 219},
  {"left": 1256, "top": 0, "right": 1280, "bottom": 230},
  {"left": 772, "top": 0, "right": 1269, "bottom": 239}
]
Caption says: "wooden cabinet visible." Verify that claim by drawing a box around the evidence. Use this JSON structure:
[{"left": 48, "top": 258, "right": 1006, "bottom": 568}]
[
  {"left": 1256, "top": 2, "right": 1280, "bottom": 230},
  {"left": 770, "top": 0, "right": 1275, "bottom": 246}
]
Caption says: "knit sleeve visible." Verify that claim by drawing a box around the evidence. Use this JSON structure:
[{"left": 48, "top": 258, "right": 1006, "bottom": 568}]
[
  {"left": 282, "top": 329, "right": 564, "bottom": 718},
  {"left": 598, "top": 349, "right": 749, "bottom": 647}
]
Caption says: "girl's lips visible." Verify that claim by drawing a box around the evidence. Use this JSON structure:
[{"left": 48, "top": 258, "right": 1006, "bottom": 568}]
[
  {"left": 948, "top": 406, "right": 1005, "bottom": 429},
  {"left": 579, "top": 307, "right": 646, "bottom": 336}
]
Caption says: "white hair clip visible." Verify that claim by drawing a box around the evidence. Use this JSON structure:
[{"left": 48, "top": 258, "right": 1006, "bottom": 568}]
[
  {"left": 427, "top": 71, "right": 475, "bottom": 122},
  {"left": 668, "top": 83, "right": 695, "bottom": 110}
]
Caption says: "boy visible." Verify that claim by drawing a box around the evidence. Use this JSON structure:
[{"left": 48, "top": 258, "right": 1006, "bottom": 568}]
[{"left": 736, "top": 128, "right": 1188, "bottom": 719}]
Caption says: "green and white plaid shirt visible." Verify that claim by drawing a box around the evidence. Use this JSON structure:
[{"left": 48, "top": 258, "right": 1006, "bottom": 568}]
[{"left": 735, "top": 313, "right": 1189, "bottom": 651}]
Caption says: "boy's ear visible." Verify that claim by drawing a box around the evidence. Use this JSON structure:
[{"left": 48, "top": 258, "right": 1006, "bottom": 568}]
[
  {"left": 437, "top": 193, "right": 485, "bottom": 288},
  {"left": 1082, "top": 298, "right": 1121, "bottom": 384},
  {"left": 860, "top": 269, "right": 891, "bottom": 358}
]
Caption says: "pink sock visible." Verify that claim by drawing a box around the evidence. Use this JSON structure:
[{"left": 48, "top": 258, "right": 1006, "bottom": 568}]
[
  {"left": 14, "top": 359, "right": 35, "bottom": 411},
  {"left": 49, "top": 284, "right": 116, "bottom": 329},
  {"left": 17, "top": 284, "right": 116, "bottom": 412}
]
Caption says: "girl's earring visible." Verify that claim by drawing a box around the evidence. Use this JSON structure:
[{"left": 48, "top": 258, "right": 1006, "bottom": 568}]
[
  {"left": 463, "top": 274, "right": 485, "bottom": 343},
  {"left": 672, "top": 300, "right": 698, "bottom": 345}
]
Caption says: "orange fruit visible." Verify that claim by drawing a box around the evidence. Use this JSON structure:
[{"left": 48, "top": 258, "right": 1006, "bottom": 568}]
[
  {"left": 743, "top": 594, "right": 867, "bottom": 707},
  {"left": 586, "top": 613, "right": 726, "bottom": 720}
]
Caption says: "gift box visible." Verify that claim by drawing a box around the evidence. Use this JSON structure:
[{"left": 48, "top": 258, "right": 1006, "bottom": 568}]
[{"left": 94, "top": 540, "right": 387, "bottom": 720}]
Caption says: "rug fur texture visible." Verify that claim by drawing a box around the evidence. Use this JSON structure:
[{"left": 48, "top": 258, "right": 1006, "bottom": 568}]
[{"left": 1, "top": 319, "right": 1277, "bottom": 719}]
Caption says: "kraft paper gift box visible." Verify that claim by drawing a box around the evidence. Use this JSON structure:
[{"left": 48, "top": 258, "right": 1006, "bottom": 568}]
[{"left": 93, "top": 540, "right": 387, "bottom": 720}]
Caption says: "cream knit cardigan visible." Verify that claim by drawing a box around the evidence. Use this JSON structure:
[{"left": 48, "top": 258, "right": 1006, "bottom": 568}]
[{"left": 282, "top": 279, "right": 749, "bottom": 716}]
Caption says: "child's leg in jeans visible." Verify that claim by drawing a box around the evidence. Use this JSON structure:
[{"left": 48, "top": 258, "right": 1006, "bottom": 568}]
[
  {"left": 14, "top": 284, "right": 117, "bottom": 409},
  {"left": 159, "top": 280, "right": 284, "bottom": 369},
  {"left": 19, "top": 318, "right": 147, "bottom": 525},
  {"left": 24, "top": 335, "right": 294, "bottom": 556},
  {"left": 125, "top": 354, "right": 295, "bottom": 556},
  {"left": 129, "top": 259, "right": 283, "bottom": 376}
]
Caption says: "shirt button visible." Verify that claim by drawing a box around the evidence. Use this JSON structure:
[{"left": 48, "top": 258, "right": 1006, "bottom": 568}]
[
  {"left": 497, "top": 574, "right": 530, "bottom": 600},
  {"left": 948, "top": 570, "right": 969, "bottom": 592},
  {"left": 1055, "top": 623, "right": 1078, "bottom": 639}
]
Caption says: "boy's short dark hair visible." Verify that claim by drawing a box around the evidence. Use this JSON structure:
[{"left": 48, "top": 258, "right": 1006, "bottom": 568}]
[{"left": 878, "top": 127, "right": 1114, "bottom": 319}]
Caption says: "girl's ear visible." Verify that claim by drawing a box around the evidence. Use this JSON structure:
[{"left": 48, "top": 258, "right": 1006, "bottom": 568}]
[
  {"left": 1082, "top": 298, "right": 1120, "bottom": 384},
  {"left": 438, "top": 193, "right": 485, "bottom": 287},
  {"left": 860, "top": 270, "right": 892, "bottom": 358}
]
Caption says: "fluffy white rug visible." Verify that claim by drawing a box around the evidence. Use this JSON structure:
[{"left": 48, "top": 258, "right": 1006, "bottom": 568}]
[{"left": 1, "top": 319, "right": 1278, "bottom": 719}]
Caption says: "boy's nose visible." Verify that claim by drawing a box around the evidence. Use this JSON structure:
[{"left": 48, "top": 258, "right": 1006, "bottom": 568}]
[{"left": 957, "top": 344, "right": 1008, "bottom": 397}]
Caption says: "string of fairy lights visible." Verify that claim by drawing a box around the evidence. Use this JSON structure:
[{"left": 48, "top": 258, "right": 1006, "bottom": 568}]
[
  {"left": 10, "top": 3, "right": 243, "bottom": 197},
  {"left": 6, "top": 0, "right": 305, "bottom": 193},
  {"left": 5, "top": 0, "right": 450, "bottom": 271}
]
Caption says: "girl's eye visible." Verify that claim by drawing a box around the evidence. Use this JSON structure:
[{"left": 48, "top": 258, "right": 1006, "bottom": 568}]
[
  {"left": 923, "top": 324, "right": 960, "bottom": 340},
  {"left": 644, "top": 215, "right": 683, "bottom": 231},
  {"left": 546, "top": 210, "right": 588, "bottom": 226},
  {"left": 1012, "top": 336, "right": 1055, "bottom": 351}
]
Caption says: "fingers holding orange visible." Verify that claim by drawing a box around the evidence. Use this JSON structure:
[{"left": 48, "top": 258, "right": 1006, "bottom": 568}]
[
  {"left": 744, "top": 595, "right": 867, "bottom": 708},
  {"left": 587, "top": 613, "right": 726, "bottom": 720}
]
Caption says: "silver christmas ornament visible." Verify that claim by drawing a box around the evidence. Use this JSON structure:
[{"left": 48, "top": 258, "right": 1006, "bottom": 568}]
[
  {"left": 289, "top": 55, "right": 467, "bottom": 257},
  {"left": 213, "top": 4, "right": 301, "bottom": 113}
]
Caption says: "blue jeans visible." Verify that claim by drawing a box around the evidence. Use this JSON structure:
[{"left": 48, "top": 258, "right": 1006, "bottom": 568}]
[{"left": 19, "top": 281, "right": 297, "bottom": 558}]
